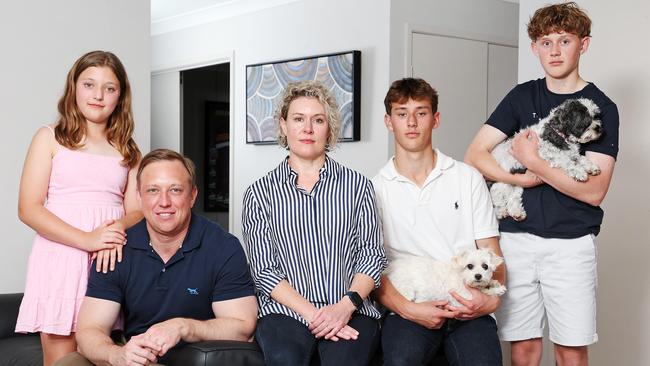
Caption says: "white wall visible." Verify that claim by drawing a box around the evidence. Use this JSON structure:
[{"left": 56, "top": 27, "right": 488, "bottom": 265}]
[
  {"left": 388, "top": 0, "right": 519, "bottom": 155},
  {"left": 0, "top": 1, "right": 151, "bottom": 293},
  {"left": 519, "top": 1, "right": 650, "bottom": 365},
  {"left": 152, "top": 0, "right": 392, "bottom": 239},
  {"left": 151, "top": 71, "right": 181, "bottom": 151},
  {"left": 152, "top": 0, "right": 520, "bottom": 240}
]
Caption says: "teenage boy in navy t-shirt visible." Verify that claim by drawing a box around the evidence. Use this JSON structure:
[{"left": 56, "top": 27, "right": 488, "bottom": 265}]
[{"left": 465, "top": 3, "right": 618, "bottom": 366}]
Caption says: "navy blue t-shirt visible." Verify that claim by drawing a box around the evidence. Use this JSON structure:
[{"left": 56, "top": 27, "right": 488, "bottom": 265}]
[
  {"left": 86, "top": 214, "right": 255, "bottom": 338},
  {"left": 487, "top": 78, "right": 619, "bottom": 238}
]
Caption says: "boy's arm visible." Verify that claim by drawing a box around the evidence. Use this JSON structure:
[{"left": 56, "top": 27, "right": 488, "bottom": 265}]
[
  {"left": 375, "top": 275, "right": 458, "bottom": 330},
  {"left": 511, "top": 130, "right": 615, "bottom": 206},
  {"left": 465, "top": 125, "right": 543, "bottom": 188}
]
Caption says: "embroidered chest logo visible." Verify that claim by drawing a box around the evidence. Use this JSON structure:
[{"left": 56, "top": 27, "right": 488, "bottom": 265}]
[
  {"left": 532, "top": 112, "right": 542, "bottom": 122},
  {"left": 187, "top": 288, "right": 199, "bottom": 295},
  {"left": 454, "top": 201, "right": 459, "bottom": 209}
]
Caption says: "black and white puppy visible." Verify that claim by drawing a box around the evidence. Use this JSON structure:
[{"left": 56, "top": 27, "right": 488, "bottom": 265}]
[{"left": 490, "top": 98, "right": 602, "bottom": 220}]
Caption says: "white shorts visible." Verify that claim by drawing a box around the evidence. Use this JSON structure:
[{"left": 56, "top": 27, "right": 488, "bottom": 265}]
[{"left": 496, "top": 232, "right": 598, "bottom": 346}]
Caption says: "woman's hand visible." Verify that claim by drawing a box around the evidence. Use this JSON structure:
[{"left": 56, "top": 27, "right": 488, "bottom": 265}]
[{"left": 308, "top": 300, "right": 356, "bottom": 341}]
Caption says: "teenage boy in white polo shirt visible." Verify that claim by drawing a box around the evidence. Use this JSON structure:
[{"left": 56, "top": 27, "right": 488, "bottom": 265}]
[{"left": 373, "top": 78, "right": 506, "bottom": 366}]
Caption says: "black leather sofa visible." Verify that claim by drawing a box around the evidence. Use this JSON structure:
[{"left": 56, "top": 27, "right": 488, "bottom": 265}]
[
  {"left": 0, "top": 293, "right": 265, "bottom": 366},
  {"left": 0, "top": 293, "right": 43, "bottom": 366},
  {"left": 1, "top": 293, "right": 447, "bottom": 365}
]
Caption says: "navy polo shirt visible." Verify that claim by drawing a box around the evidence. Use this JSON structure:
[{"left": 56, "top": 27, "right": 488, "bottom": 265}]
[
  {"left": 487, "top": 78, "right": 619, "bottom": 238},
  {"left": 86, "top": 214, "right": 255, "bottom": 338}
]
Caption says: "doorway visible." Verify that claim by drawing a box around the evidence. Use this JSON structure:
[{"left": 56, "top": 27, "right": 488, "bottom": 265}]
[{"left": 181, "top": 63, "right": 230, "bottom": 230}]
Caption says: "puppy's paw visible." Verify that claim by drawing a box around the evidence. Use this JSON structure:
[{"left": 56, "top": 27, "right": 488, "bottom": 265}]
[
  {"left": 495, "top": 206, "right": 508, "bottom": 219},
  {"left": 508, "top": 207, "right": 526, "bottom": 221},
  {"left": 587, "top": 165, "right": 601, "bottom": 176},
  {"left": 512, "top": 212, "right": 526, "bottom": 221},
  {"left": 483, "top": 281, "right": 507, "bottom": 297},
  {"left": 572, "top": 170, "right": 589, "bottom": 182}
]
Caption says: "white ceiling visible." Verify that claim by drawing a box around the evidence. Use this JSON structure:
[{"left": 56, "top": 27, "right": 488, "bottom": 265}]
[
  {"left": 151, "top": 0, "right": 235, "bottom": 22},
  {"left": 150, "top": 0, "right": 516, "bottom": 35},
  {"left": 152, "top": 0, "right": 519, "bottom": 22},
  {"left": 150, "top": 0, "right": 300, "bottom": 35}
]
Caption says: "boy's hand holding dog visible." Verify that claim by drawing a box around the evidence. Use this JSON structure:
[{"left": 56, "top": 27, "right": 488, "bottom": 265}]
[
  {"left": 510, "top": 129, "right": 544, "bottom": 172},
  {"left": 404, "top": 300, "right": 459, "bottom": 329},
  {"left": 447, "top": 286, "right": 502, "bottom": 320}
]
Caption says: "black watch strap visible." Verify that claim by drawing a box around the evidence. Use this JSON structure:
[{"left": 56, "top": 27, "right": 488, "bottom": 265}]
[{"left": 345, "top": 291, "right": 364, "bottom": 310}]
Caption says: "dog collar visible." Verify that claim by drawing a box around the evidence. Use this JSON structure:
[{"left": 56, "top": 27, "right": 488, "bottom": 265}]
[{"left": 547, "top": 124, "right": 568, "bottom": 142}]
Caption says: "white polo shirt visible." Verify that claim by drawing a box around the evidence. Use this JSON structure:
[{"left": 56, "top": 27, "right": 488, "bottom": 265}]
[{"left": 372, "top": 149, "right": 499, "bottom": 262}]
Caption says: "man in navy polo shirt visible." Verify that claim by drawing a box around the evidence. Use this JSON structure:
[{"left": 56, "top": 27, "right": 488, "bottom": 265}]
[{"left": 69, "top": 149, "right": 257, "bottom": 365}]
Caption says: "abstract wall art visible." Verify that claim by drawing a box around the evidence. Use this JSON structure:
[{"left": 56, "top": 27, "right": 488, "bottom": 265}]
[{"left": 246, "top": 50, "right": 361, "bottom": 144}]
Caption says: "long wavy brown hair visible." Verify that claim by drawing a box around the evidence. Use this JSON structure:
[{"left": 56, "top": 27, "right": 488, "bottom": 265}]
[{"left": 55, "top": 50, "right": 140, "bottom": 168}]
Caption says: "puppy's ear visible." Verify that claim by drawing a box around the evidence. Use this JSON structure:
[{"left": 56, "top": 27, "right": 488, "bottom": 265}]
[
  {"left": 452, "top": 249, "right": 470, "bottom": 268},
  {"left": 488, "top": 250, "right": 504, "bottom": 269}
]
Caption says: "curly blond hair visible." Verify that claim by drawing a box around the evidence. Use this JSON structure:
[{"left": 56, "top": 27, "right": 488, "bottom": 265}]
[{"left": 275, "top": 80, "right": 340, "bottom": 150}]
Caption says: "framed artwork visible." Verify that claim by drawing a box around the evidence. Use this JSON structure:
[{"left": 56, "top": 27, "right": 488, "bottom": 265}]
[
  {"left": 204, "top": 101, "right": 229, "bottom": 212},
  {"left": 246, "top": 50, "right": 361, "bottom": 144}
]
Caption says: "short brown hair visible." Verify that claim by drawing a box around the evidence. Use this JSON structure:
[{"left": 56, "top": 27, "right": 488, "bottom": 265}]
[
  {"left": 275, "top": 80, "right": 341, "bottom": 150},
  {"left": 527, "top": 2, "right": 591, "bottom": 41},
  {"left": 384, "top": 78, "right": 439, "bottom": 114},
  {"left": 137, "top": 149, "right": 196, "bottom": 188}
]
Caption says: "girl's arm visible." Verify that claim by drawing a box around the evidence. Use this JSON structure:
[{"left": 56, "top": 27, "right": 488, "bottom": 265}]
[
  {"left": 18, "top": 127, "right": 125, "bottom": 252},
  {"left": 95, "top": 160, "right": 143, "bottom": 273},
  {"left": 110, "top": 161, "right": 143, "bottom": 231}
]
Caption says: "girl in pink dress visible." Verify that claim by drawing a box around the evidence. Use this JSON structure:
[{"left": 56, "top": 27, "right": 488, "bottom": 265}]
[{"left": 15, "top": 50, "right": 142, "bottom": 366}]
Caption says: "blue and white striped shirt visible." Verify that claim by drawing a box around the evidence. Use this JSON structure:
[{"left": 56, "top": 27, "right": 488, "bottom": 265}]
[{"left": 242, "top": 156, "right": 386, "bottom": 324}]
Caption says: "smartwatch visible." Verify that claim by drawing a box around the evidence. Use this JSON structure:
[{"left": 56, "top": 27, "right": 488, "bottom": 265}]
[{"left": 345, "top": 291, "right": 364, "bottom": 310}]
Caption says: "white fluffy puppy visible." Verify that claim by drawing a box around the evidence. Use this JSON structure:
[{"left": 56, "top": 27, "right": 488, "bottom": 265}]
[
  {"left": 490, "top": 98, "right": 602, "bottom": 220},
  {"left": 385, "top": 248, "right": 506, "bottom": 307}
]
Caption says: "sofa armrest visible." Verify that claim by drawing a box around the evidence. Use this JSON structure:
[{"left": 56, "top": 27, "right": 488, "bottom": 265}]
[
  {"left": 0, "top": 293, "right": 23, "bottom": 340},
  {"left": 161, "top": 340, "right": 265, "bottom": 366}
]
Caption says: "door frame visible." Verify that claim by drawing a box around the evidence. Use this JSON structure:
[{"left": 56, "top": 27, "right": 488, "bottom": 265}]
[{"left": 151, "top": 51, "right": 236, "bottom": 230}]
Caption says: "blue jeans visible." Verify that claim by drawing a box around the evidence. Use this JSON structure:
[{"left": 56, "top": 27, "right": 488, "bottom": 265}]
[
  {"left": 255, "top": 313, "right": 380, "bottom": 366},
  {"left": 382, "top": 313, "right": 502, "bottom": 366}
]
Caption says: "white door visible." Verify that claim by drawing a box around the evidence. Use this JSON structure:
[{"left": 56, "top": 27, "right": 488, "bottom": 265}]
[{"left": 411, "top": 33, "right": 517, "bottom": 161}]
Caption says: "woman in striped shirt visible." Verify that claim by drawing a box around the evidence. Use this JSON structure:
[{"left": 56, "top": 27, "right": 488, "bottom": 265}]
[{"left": 243, "top": 80, "right": 386, "bottom": 366}]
